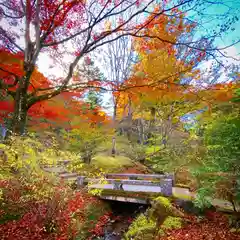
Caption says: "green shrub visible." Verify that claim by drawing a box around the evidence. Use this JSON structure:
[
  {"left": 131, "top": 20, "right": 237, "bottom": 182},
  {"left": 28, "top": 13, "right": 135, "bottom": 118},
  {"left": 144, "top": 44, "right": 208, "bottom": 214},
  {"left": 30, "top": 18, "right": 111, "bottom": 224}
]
[
  {"left": 123, "top": 143, "right": 147, "bottom": 162},
  {"left": 0, "top": 135, "right": 111, "bottom": 239},
  {"left": 193, "top": 114, "right": 240, "bottom": 208},
  {"left": 62, "top": 124, "right": 106, "bottom": 164}
]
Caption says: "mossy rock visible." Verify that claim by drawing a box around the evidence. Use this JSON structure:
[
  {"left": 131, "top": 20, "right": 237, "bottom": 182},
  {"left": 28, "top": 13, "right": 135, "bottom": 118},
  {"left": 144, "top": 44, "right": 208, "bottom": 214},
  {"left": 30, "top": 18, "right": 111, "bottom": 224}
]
[
  {"left": 125, "top": 209, "right": 183, "bottom": 240},
  {"left": 150, "top": 196, "right": 173, "bottom": 219},
  {"left": 155, "top": 196, "right": 172, "bottom": 208},
  {"left": 151, "top": 196, "right": 185, "bottom": 219}
]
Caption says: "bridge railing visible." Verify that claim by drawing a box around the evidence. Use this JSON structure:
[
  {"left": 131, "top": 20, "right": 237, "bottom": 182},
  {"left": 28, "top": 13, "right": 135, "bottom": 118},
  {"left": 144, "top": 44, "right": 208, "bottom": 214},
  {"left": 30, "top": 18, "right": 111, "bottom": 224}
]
[
  {"left": 42, "top": 164, "right": 174, "bottom": 197},
  {"left": 105, "top": 173, "right": 174, "bottom": 182},
  {"left": 77, "top": 174, "right": 174, "bottom": 196}
]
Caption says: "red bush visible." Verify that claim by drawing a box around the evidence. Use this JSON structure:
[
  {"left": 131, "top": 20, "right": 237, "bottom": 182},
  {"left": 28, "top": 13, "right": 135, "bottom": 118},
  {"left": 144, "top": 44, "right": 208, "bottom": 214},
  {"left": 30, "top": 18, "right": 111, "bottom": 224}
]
[
  {"left": 0, "top": 178, "right": 100, "bottom": 240},
  {"left": 0, "top": 203, "right": 49, "bottom": 240},
  {"left": 87, "top": 212, "right": 112, "bottom": 239}
]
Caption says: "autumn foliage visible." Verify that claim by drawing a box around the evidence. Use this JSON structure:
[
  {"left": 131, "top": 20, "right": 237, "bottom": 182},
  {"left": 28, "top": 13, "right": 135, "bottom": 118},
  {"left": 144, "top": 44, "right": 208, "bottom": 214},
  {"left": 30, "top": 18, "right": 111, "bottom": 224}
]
[
  {"left": 115, "top": 7, "right": 202, "bottom": 120},
  {"left": 161, "top": 211, "right": 240, "bottom": 240},
  {"left": 0, "top": 49, "right": 108, "bottom": 129},
  {"left": 0, "top": 177, "right": 109, "bottom": 240},
  {"left": 114, "top": 7, "right": 239, "bottom": 122}
]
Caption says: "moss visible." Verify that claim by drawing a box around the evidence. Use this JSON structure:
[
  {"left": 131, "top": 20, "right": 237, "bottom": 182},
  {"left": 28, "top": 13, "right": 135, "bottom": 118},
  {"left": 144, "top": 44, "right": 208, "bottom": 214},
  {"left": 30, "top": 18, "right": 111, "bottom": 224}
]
[
  {"left": 125, "top": 214, "right": 155, "bottom": 240},
  {"left": 156, "top": 216, "right": 183, "bottom": 237},
  {"left": 150, "top": 196, "right": 174, "bottom": 219},
  {"left": 92, "top": 155, "right": 134, "bottom": 171},
  {"left": 173, "top": 192, "right": 193, "bottom": 201},
  {"left": 0, "top": 213, "right": 21, "bottom": 224},
  {"left": 162, "top": 216, "right": 182, "bottom": 230},
  {"left": 155, "top": 196, "right": 171, "bottom": 208},
  {"left": 125, "top": 213, "right": 183, "bottom": 240}
]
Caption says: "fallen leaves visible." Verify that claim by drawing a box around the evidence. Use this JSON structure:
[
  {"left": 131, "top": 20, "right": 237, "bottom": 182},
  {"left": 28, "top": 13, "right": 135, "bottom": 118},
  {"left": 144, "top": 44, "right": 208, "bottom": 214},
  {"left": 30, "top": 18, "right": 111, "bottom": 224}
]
[{"left": 160, "top": 211, "right": 240, "bottom": 240}]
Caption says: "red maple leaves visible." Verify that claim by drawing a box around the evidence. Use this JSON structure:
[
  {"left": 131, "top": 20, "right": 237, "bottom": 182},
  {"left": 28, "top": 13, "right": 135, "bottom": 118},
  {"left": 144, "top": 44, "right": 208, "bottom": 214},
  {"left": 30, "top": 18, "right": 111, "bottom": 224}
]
[
  {"left": 0, "top": 49, "right": 108, "bottom": 128},
  {"left": 0, "top": 178, "right": 106, "bottom": 240}
]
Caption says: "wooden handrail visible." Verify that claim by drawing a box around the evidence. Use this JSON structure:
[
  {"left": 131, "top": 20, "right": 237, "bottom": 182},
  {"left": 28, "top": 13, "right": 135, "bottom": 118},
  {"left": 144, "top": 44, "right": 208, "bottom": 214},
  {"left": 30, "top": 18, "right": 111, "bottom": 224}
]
[
  {"left": 87, "top": 178, "right": 164, "bottom": 186},
  {"left": 105, "top": 173, "right": 174, "bottom": 179}
]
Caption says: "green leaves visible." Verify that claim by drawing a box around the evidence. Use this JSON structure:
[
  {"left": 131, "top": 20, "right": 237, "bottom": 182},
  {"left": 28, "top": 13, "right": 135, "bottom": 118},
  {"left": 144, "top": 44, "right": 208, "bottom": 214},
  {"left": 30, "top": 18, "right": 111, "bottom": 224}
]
[
  {"left": 63, "top": 123, "right": 107, "bottom": 164},
  {"left": 193, "top": 108, "right": 240, "bottom": 208},
  {"left": 232, "top": 88, "right": 240, "bottom": 103}
]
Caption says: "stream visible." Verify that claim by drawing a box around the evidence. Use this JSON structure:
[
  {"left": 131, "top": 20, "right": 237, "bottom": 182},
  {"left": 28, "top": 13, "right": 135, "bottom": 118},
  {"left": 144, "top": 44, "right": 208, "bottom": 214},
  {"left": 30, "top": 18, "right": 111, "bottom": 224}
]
[
  {"left": 99, "top": 199, "right": 211, "bottom": 240},
  {"left": 101, "top": 201, "right": 148, "bottom": 240}
]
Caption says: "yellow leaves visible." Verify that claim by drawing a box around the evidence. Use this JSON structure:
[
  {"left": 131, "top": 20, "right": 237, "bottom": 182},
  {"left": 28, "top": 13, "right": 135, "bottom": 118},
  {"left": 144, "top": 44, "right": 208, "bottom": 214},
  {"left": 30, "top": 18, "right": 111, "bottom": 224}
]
[
  {"left": 98, "top": 111, "right": 105, "bottom": 117},
  {"left": 116, "top": 8, "right": 201, "bottom": 120},
  {"left": 104, "top": 20, "right": 112, "bottom": 31}
]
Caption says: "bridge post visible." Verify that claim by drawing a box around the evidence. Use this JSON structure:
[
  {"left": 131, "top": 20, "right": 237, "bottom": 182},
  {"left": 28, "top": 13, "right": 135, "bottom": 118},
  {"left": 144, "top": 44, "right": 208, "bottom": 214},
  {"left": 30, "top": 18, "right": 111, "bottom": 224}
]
[
  {"left": 113, "top": 182, "right": 123, "bottom": 190},
  {"left": 161, "top": 178, "right": 173, "bottom": 196},
  {"left": 166, "top": 173, "right": 175, "bottom": 186},
  {"left": 77, "top": 176, "right": 86, "bottom": 187}
]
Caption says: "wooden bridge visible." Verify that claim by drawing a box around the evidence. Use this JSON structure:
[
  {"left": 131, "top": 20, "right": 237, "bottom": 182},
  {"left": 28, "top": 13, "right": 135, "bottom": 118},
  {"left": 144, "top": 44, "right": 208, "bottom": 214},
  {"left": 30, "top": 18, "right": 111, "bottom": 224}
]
[
  {"left": 77, "top": 173, "right": 174, "bottom": 204},
  {"left": 43, "top": 164, "right": 238, "bottom": 210},
  {"left": 43, "top": 165, "right": 174, "bottom": 204}
]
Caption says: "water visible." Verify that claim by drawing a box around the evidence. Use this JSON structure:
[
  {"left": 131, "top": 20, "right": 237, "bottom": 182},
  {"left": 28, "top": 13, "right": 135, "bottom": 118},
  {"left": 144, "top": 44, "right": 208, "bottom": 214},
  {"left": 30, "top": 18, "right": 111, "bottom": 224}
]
[{"left": 102, "top": 201, "right": 147, "bottom": 240}]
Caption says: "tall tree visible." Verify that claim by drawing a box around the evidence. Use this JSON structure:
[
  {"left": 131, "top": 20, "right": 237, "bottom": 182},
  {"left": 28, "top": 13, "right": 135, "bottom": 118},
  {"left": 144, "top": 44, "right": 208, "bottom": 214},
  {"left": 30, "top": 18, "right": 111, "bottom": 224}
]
[
  {"left": 116, "top": 6, "right": 203, "bottom": 145},
  {"left": 0, "top": 0, "right": 239, "bottom": 134},
  {"left": 101, "top": 34, "right": 135, "bottom": 155}
]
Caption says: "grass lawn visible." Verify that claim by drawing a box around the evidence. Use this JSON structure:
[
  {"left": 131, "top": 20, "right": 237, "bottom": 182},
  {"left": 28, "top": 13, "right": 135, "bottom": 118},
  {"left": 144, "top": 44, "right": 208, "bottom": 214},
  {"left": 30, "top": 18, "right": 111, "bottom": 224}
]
[{"left": 92, "top": 154, "right": 135, "bottom": 172}]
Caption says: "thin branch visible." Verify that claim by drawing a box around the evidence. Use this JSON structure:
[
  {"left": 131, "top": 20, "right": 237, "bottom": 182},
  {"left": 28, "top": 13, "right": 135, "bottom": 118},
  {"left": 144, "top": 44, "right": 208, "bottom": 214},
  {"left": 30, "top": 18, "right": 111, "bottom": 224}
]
[
  {"left": 0, "top": 27, "right": 24, "bottom": 52},
  {"left": 34, "top": 0, "right": 41, "bottom": 52},
  {"left": 43, "top": 0, "right": 153, "bottom": 47},
  {"left": 0, "top": 10, "right": 24, "bottom": 19}
]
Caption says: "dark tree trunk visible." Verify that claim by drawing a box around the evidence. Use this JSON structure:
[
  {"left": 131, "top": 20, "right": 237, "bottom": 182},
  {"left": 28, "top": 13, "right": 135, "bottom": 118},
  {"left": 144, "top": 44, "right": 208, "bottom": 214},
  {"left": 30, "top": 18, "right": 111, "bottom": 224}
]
[
  {"left": 11, "top": 70, "right": 32, "bottom": 135},
  {"left": 83, "top": 156, "right": 91, "bottom": 164},
  {"left": 111, "top": 136, "right": 116, "bottom": 157},
  {"left": 11, "top": 81, "right": 28, "bottom": 135},
  {"left": 12, "top": 99, "right": 28, "bottom": 135}
]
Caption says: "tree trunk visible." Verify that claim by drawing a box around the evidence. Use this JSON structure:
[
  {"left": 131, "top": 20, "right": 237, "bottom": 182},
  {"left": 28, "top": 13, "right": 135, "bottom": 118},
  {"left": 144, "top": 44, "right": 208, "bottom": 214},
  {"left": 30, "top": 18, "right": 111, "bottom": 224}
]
[
  {"left": 11, "top": 74, "right": 31, "bottom": 135},
  {"left": 138, "top": 118, "right": 145, "bottom": 144},
  {"left": 83, "top": 155, "right": 91, "bottom": 164},
  {"left": 126, "top": 98, "right": 133, "bottom": 141},
  {"left": 12, "top": 98, "right": 28, "bottom": 135},
  {"left": 111, "top": 136, "right": 116, "bottom": 157},
  {"left": 111, "top": 103, "right": 117, "bottom": 157}
]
